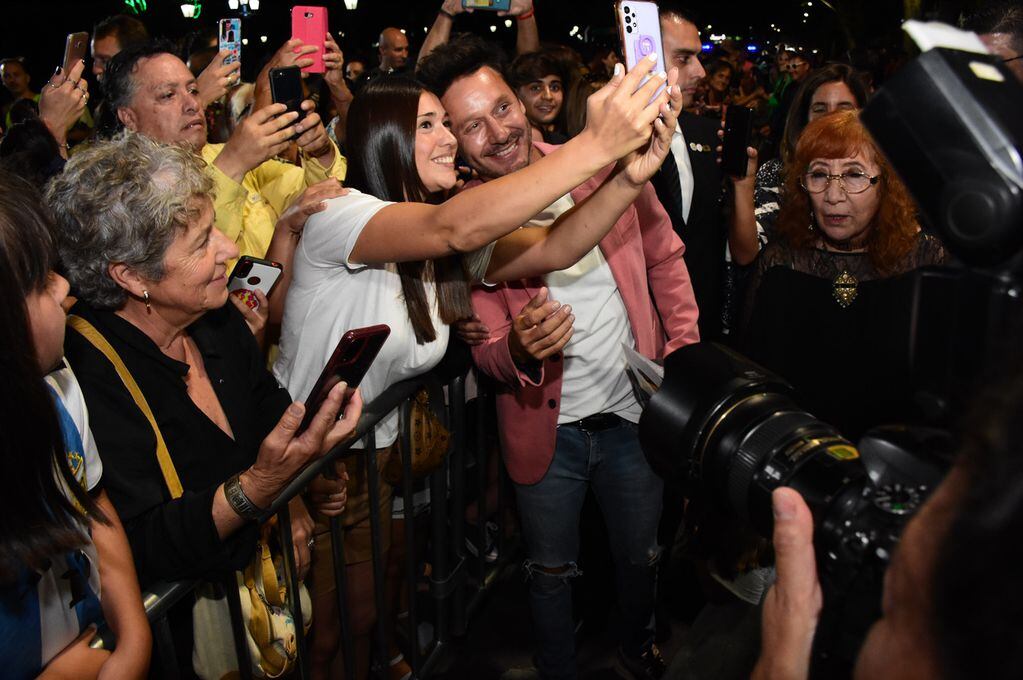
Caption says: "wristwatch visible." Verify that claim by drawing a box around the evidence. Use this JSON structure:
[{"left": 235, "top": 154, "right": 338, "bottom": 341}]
[{"left": 225, "top": 473, "right": 264, "bottom": 520}]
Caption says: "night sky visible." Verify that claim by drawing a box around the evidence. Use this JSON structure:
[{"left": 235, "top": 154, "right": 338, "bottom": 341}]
[{"left": 0, "top": 0, "right": 988, "bottom": 88}]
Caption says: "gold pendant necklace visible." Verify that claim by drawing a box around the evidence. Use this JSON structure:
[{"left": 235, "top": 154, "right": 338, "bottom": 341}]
[{"left": 833, "top": 270, "right": 858, "bottom": 308}]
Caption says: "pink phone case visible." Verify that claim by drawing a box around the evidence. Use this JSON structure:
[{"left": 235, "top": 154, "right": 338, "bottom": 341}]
[{"left": 291, "top": 5, "right": 328, "bottom": 74}]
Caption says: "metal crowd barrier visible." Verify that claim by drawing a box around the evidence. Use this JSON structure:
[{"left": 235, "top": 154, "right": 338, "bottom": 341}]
[{"left": 96, "top": 364, "right": 512, "bottom": 679}]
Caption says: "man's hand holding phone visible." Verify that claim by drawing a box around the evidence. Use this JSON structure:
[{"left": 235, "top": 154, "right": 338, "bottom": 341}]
[
  {"left": 293, "top": 99, "right": 335, "bottom": 167},
  {"left": 214, "top": 103, "right": 300, "bottom": 182},
  {"left": 253, "top": 39, "right": 318, "bottom": 111},
  {"left": 618, "top": 67, "right": 682, "bottom": 188},
  {"left": 196, "top": 49, "right": 242, "bottom": 107},
  {"left": 577, "top": 54, "right": 670, "bottom": 171}
]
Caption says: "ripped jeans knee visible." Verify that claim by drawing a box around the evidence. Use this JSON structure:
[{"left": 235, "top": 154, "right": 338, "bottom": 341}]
[{"left": 523, "top": 559, "right": 582, "bottom": 594}]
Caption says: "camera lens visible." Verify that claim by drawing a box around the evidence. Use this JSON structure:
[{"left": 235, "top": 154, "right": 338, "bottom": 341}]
[
  {"left": 626, "top": 25, "right": 633, "bottom": 33},
  {"left": 640, "top": 343, "right": 863, "bottom": 536},
  {"left": 247, "top": 276, "right": 262, "bottom": 286}
]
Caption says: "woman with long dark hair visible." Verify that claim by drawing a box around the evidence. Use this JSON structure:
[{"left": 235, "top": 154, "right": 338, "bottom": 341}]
[
  {"left": 274, "top": 61, "right": 682, "bottom": 679},
  {"left": 0, "top": 170, "right": 150, "bottom": 679}
]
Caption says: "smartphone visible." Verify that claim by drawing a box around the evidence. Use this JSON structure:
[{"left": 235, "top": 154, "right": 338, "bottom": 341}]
[
  {"left": 297, "top": 325, "right": 391, "bottom": 434},
  {"left": 269, "top": 66, "right": 306, "bottom": 122},
  {"left": 62, "top": 32, "right": 89, "bottom": 74},
  {"left": 615, "top": 1, "right": 667, "bottom": 102},
  {"left": 462, "top": 0, "right": 512, "bottom": 10},
  {"left": 291, "top": 5, "right": 328, "bottom": 74},
  {"left": 228, "top": 256, "right": 283, "bottom": 310},
  {"left": 721, "top": 105, "right": 754, "bottom": 178},
  {"left": 218, "top": 18, "right": 241, "bottom": 66}
]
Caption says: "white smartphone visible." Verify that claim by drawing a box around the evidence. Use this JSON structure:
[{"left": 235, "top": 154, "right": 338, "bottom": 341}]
[
  {"left": 228, "top": 256, "right": 283, "bottom": 311},
  {"left": 615, "top": 0, "right": 667, "bottom": 101}
]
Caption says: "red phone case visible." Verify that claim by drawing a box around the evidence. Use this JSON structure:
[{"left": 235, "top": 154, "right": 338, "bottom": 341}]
[
  {"left": 291, "top": 5, "right": 328, "bottom": 74},
  {"left": 297, "top": 324, "right": 390, "bottom": 434}
]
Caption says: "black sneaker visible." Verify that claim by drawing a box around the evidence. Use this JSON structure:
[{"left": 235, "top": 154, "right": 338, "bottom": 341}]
[{"left": 614, "top": 644, "right": 667, "bottom": 680}]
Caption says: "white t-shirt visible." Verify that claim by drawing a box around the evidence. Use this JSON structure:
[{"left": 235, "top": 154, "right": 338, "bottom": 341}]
[
  {"left": 273, "top": 190, "right": 449, "bottom": 448},
  {"left": 530, "top": 195, "right": 643, "bottom": 424}
]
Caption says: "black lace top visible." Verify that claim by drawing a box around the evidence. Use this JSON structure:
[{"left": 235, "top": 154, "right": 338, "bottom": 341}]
[{"left": 740, "top": 233, "right": 948, "bottom": 438}]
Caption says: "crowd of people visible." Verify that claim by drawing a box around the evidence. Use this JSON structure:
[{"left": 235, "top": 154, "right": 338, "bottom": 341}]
[{"left": 2, "top": 1, "right": 1023, "bottom": 679}]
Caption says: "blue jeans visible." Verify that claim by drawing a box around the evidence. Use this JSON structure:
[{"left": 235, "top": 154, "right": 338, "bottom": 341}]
[{"left": 514, "top": 418, "right": 664, "bottom": 680}]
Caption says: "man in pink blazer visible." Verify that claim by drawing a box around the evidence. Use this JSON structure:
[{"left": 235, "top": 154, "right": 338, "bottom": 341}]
[{"left": 420, "top": 36, "right": 700, "bottom": 680}]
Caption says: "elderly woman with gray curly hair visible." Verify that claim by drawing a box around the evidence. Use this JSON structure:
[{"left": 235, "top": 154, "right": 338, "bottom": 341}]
[{"left": 47, "top": 132, "right": 362, "bottom": 597}]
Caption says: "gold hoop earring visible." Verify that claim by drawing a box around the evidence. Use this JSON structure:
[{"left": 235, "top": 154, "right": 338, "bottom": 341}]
[{"left": 143, "top": 290, "right": 151, "bottom": 313}]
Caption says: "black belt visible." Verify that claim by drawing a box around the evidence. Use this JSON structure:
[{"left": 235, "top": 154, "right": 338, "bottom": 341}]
[{"left": 563, "top": 413, "right": 623, "bottom": 433}]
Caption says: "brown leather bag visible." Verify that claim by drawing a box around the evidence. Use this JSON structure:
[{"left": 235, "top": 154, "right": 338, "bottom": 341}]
[{"left": 382, "top": 387, "right": 450, "bottom": 485}]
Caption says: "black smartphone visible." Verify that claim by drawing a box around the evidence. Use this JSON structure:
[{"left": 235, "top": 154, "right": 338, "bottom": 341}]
[
  {"left": 297, "top": 325, "right": 391, "bottom": 434},
  {"left": 269, "top": 65, "right": 306, "bottom": 122},
  {"left": 722, "top": 106, "right": 755, "bottom": 178}
]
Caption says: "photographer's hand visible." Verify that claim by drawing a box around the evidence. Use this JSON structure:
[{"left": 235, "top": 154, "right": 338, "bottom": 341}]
[{"left": 752, "top": 488, "right": 822, "bottom": 680}]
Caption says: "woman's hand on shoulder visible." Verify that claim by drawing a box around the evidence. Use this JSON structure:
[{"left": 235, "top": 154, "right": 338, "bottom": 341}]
[{"left": 276, "top": 178, "right": 348, "bottom": 239}]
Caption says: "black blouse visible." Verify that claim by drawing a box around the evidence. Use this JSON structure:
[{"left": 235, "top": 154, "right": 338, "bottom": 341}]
[
  {"left": 64, "top": 301, "right": 292, "bottom": 586},
  {"left": 741, "top": 234, "right": 948, "bottom": 439}
]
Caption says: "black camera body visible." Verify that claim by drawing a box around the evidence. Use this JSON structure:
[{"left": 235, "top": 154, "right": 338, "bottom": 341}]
[{"left": 641, "top": 343, "right": 950, "bottom": 668}]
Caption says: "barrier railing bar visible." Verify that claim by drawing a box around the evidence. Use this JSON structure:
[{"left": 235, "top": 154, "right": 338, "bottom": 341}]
[
  {"left": 429, "top": 456, "right": 449, "bottom": 649},
  {"left": 224, "top": 574, "right": 255, "bottom": 680},
  {"left": 153, "top": 616, "right": 181, "bottom": 680},
  {"left": 448, "top": 376, "right": 468, "bottom": 637},
  {"left": 398, "top": 397, "right": 421, "bottom": 678},
  {"left": 474, "top": 373, "right": 488, "bottom": 580},
  {"left": 276, "top": 502, "right": 310, "bottom": 680},
  {"left": 364, "top": 431, "right": 390, "bottom": 680},
  {"left": 330, "top": 514, "right": 356, "bottom": 680}
]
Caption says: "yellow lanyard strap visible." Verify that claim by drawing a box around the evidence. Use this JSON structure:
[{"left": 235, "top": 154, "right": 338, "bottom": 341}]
[{"left": 67, "top": 314, "right": 184, "bottom": 500}]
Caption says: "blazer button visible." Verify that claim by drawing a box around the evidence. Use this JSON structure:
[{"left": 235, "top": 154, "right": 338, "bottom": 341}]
[
  {"left": 550, "top": 353, "right": 561, "bottom": 362},
  {"left": 547, "top": 399, "right": 557, "bottom": 409}
]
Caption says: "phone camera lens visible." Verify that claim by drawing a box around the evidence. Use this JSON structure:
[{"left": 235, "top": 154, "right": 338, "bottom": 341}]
[
  {"left": 626, "top": 25, "right": 633, "bottom": 33},
  {"left": 247, "top": 276, "right": 262, "bottom": 286},
  {"left": 624, "top": 6, "right": 631, "bottom": 13}
]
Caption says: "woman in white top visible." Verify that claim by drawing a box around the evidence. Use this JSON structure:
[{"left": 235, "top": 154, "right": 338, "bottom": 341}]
[{"left": 274, "top": 58, "right": 681, "bottom": 679}]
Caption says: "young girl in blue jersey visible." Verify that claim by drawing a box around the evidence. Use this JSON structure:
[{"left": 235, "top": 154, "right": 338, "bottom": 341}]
[{"left": 0, "top": 170, "right": 150, "bottom": 679}]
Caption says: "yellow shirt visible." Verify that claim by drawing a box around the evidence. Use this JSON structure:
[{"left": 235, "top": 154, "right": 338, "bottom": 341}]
[{"left": 201, "top": 142, "right": 347, "bottom": 268}]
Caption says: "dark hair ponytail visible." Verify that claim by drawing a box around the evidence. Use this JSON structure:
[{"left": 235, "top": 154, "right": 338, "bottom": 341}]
[
  {"left": 0, "top": 170, "right": 106, "bottom": 584},
  {"left": 345, "top": 76, "right": 472, "bottom": 344}
]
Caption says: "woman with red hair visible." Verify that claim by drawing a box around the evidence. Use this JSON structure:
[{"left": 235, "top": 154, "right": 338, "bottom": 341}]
[{"left": 741, "top": 110, "right": 946, "bottom": 437}]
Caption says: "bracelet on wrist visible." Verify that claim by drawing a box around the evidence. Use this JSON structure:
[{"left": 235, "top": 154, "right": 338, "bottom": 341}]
[
  {"left": 517, "top": 8, "right": 535, "bottom": 20},
  {"left": 439, "top": 7, "right": 455, "bottom": 19},
  {"left": 225, "top": 472, "right": 264, "bottom": 521}
]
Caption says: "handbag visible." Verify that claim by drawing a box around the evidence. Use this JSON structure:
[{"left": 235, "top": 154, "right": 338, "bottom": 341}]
[
  {"left": 68, "top": 314, "right": 311, "bottom": 679},
  {"left": 382, "top": 387, "right": 451, "bottom": 486}
]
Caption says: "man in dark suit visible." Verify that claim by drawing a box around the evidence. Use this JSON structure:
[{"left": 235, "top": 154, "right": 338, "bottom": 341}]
[{"left": 653, "top": 5, "right": 728, "bottom": 341}]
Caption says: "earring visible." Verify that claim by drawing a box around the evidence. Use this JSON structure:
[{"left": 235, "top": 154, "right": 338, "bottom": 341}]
[
  {"left": 808, "top": 208, "right": 816, "bottom": 232},
  {"left": 143, "top": 290, "right": 151, "bottom": 313}
]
